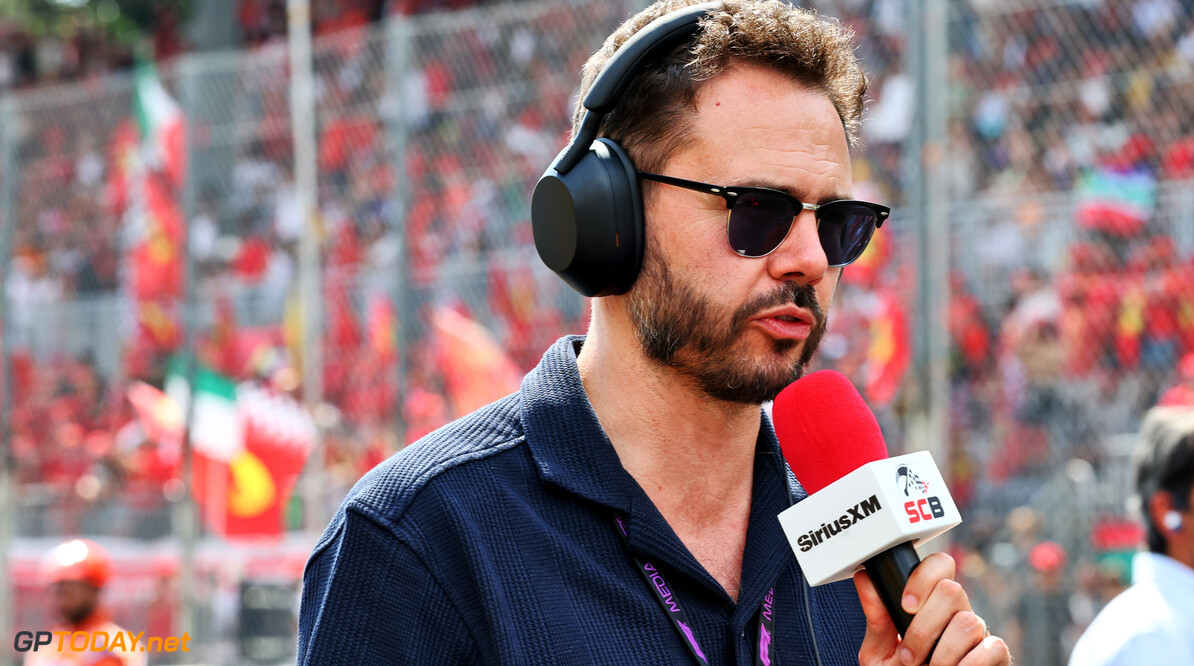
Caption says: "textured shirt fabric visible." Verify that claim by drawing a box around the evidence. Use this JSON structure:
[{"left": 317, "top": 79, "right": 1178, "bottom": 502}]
[
  {"left": 298, "top": 336, "right": 867, "bottom": 665},
  {"left": 1069, "top": 552, "right": 1194, "bottom": 666}
]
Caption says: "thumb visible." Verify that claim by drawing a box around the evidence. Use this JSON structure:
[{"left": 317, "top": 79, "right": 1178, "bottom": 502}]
[{"left": 854, "top": 569, "right": 901, "bottom": 665}]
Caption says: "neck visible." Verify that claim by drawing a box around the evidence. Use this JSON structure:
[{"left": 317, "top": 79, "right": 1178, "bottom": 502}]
[
  {"left": 1165, "top": 542, "right": 1194, "bottom": 572},
  {"left": 578, "top": 304, "right": 761, "bottom": 523}
]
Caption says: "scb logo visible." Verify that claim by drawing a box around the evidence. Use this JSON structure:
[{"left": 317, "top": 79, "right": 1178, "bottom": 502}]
[{"left": 904, "top": 497, "right": 945, "bottom": 523}]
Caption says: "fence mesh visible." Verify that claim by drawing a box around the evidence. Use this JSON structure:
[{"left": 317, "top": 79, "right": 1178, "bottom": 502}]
[
  {"left": 1, "top": 1, "right": 633, "bottom": 663},
  {"left": 2, "top": 0, "right": 1191, "bottom": 664},
  {"left": 937, "top": 2, "right": 1194, "bottom": 663}
]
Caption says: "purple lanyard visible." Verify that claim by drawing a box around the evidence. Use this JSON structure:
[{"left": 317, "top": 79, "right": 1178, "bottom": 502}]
[{"left": 613, "top": 514, "right": 777, "bottom": 666}]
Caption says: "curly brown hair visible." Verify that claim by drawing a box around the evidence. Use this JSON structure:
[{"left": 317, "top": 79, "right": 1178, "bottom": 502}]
[{"left": 573, "top": 0, "right": 868, "bottom": 174}]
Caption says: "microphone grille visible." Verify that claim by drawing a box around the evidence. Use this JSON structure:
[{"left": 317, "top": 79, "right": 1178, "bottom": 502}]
[{"left": 772, "top": 370, "right": 889, "bottom": 495}]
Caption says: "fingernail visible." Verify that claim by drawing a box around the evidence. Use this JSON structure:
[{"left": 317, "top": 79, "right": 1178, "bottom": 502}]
[
  {"left": 903, "top": 594, "right": 918, "bottom": 612},
  {"left": 900, "top": 647, "right": 915, "bottom": 665}
]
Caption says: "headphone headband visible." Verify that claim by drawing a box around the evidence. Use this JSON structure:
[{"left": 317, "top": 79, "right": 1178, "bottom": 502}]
[
  {"left": 555, "top": 2, "right": 717, "bottom": 175},
  {"left": 583, "top": 2, "right": 719, "bottom": 114}
]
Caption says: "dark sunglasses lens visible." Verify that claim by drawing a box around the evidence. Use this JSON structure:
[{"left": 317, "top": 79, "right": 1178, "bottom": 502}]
[
  {"left": 818, "top": 203, "right": 878, "bottom": 266},
  {"left": 727, "top": 193, "right": 796, "bottom": 257}
]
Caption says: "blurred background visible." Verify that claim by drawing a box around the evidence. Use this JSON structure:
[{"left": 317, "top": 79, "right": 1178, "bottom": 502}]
[{"left": 0, "top": 0, "right": 1191, "bottom": 663}]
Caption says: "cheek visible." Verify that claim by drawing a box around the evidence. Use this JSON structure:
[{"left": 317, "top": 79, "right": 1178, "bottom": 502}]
[
  {"left": 645, "top": 192, "right": 731, "bottom": 266},
  {"left": 812, "top": 271, "right": 840, "bottom": 313}
]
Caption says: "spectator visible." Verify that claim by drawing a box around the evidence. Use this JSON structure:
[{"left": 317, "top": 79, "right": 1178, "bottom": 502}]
[
  {"left": 1070, "top": 407, "right": 1194, "bottom": 665},
  {"left": 1009, "top": 542, "right": 1075, "bottom": 664}
]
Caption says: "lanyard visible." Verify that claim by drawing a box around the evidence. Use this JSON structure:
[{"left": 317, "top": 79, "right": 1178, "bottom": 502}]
[{"left": 614, "top": 514, "right": 777, "bottom": 666}]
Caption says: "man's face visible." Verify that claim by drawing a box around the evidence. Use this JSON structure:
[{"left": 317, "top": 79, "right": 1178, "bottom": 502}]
[
  {"left": 626, "top": 64, "right": 851, "bottom": 404},
  {"left": 52, "top": 580, "right": 99, "bottom": 625}
]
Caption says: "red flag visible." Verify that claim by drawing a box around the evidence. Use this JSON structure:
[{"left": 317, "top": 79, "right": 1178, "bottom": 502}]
[
  {"left": 430, "top": 306, "right": 522, "bottom": 416},
  {"left": 139, "top": 365, "right": 317, "bottom": 540},
  {"left": 200, "top": 383, "right": 314, "bottom": 538},
  {"left": 864, "top": 290, "right": 911, "bottom": 406},
  {"left": 1115, "top": 281, "right": 1146, "bottom": 370},
  {"left": 368, "top": 295, "right": 399, "bottom": 363},
  {"left": 132, "top": 173, "right": 184, "bottom": 302}
]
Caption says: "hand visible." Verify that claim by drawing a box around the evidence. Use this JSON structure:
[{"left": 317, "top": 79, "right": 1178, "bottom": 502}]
[{"left": 854, "top": 552, "right": 1010, "bottom": 666}]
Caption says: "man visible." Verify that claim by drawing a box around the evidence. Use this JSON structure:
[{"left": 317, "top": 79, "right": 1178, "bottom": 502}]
[
  {"left": 298, "top": 2, "right": 1010, "bottom": 664},
  {"left": 1009, "top": 542, "right": 1073, "bottom": 664},
  {"left": 1069, "top": 407, "right": 1194, "bottom": 665},
  {"left": 27, "top": 539, "right": 146, "bottom": 666}
]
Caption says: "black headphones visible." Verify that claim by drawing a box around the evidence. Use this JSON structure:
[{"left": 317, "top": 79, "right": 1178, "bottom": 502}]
[{"left": 531, "top": 3, "right": 719, "bottom": 297}]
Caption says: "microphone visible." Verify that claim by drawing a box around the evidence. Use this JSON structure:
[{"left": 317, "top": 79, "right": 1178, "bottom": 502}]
[{"left": 773, "top": 370, "right": 961, "bottom": 638}]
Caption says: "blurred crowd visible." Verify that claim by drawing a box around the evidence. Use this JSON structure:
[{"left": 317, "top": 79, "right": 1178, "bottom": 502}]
[
  {"left": 4, "top": 0, "right": 1194, "bottom": 660},
  {"left": 0, "top": 0, "right": 540, "bottom": 93},
  {"left": 819, "top": 0, "right": 1194, "bottom": 474},
  {"left": 2, "top": 0, "right": 621, "bottom": 535},
  {"left": 814, "top": 1, "right": 1194, "bottom": 660}
]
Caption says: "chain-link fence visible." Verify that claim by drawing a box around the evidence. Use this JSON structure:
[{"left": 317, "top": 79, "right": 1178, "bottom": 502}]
[
  {"left": 0, "top": 1, "right": 634, "bottom": 663},
  {"left": 936, "top": 2, "right": 1194, "bottom": 663},
  {"left": 799, "top": 1, "right": 1194, "bottom": 663}
]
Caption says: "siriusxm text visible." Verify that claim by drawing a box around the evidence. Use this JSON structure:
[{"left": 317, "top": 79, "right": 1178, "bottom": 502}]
[{"left": 796, "top": 494, "right": 882, "bottom": 552}]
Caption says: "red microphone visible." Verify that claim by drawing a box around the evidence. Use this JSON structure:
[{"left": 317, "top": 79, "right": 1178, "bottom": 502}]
[{"left": 773, "top": 370, "right": 961, "bottom": 638}]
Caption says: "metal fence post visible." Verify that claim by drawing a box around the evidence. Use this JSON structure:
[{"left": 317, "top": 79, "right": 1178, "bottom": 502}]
[
  {"left": 288, "top": 0, "right": 326, "bottom": 533},
  {"left": 386, "top": 15, "right": 414, "bottom": 452},
  {"left": 0, "top": 95, "right": 17, "bottom": 666},
  {"left": 905, "top": 0, "right": 950, "bottom": 494},
  {"left": 176, "top": 52, "right": 202, "bottom": 660}
]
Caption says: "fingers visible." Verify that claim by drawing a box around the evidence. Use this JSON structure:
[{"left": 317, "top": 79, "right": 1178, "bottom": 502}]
[
  {"left": 898, "top": 575, "right": 968, "bottom": 664},
  {"left": 901, "top": 553, "right": 1010, "bottom": 666},
  {"left": 854, "top": 570, "right": 901, "bottom": 664},
  {"left": 957, "top": 636, "right": 1011, "bottom": 666},
  {"left": 856, "top": 552, "right": 1011, "bottom": 666},
  {"left": 901, "top": 552, "right": 957, "bottom": 616},
  {"left": 927, "top": 611, "right": 986, "bottom": 666}
]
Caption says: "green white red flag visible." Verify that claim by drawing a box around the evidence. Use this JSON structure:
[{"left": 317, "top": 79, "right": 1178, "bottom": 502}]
[
  {"left": 126, "top": 362, "right": 316, "bottom": 539},
  {"left": 125, "top": 60, "right": 187, "bottom": 360},
  {"left": 133, "top": 62, "right": 186, "bottom": 187}
]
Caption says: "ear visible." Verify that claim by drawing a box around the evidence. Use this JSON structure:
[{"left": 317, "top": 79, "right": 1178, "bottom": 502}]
[{"left": 1148, "top": 491, "right": 1179, "bottom": 538}]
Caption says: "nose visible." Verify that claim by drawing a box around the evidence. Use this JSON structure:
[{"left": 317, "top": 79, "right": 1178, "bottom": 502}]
[{"left": 765, "top": 208, "right": 829, "bottom": 286}]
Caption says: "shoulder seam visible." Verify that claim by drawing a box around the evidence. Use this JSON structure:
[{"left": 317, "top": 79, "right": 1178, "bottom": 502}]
[{"left": 350, "top": 434, "right": 527, "bottom": 533}]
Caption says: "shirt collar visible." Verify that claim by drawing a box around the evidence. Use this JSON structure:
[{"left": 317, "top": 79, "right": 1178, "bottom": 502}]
[
  {"left": 1132, "top": 550, "right": 1194, "bottom": 593},
  {"left": 520, "top": 335, "right": 637, "bottom": 513},
  {"left": 520, "top": 335, "right": 803, "bottom": 607}
]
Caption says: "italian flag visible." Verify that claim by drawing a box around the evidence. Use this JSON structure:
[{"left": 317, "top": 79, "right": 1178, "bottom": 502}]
[
  {"left": 128, "top": 362, "right": 316, "bottom": 539},
  {"left": 134, "top": 61, "right": 186, "bottom": 187},
  {"left": 127, "top": 61, "right": 186, "bottom": 355}
]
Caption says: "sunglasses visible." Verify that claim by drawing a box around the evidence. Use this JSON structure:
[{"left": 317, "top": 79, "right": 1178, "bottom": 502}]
[{"left": 637, "top": 171, "right": 889, "bottom": 266}]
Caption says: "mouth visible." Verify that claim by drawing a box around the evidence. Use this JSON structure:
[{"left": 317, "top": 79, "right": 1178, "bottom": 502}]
[{"left": 749, "top": 308, "right": 816, "bottom": 341}]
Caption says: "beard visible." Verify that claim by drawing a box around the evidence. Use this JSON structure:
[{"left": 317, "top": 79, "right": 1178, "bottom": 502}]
[{"left": 625, "top": 245, "right": 828, "bottom": 405}]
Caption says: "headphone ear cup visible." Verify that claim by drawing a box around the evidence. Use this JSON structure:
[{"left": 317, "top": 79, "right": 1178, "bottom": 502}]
[
  {"left": 1164, "top": 510, "right": 1184, "bottom": 532},
  {"left": 532, "top": 138, "right": 644, "bottom": 297}
]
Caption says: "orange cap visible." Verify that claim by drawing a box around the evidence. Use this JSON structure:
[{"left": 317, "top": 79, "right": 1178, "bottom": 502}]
[{"left": 41, "top": 539, "right": 111, "bottom": 588}]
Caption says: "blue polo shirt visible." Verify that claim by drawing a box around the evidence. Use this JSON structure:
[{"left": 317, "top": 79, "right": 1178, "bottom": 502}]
[{"left": 298, "top": 336, "right": 866, "bottom": 665}]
